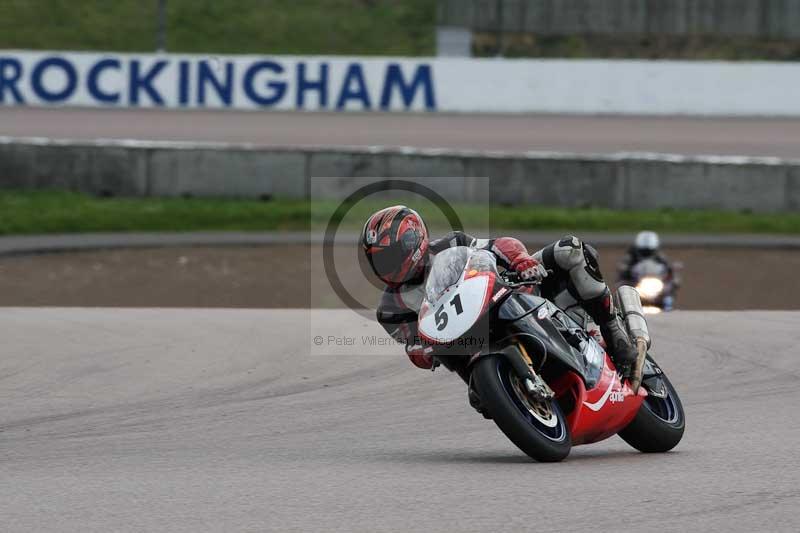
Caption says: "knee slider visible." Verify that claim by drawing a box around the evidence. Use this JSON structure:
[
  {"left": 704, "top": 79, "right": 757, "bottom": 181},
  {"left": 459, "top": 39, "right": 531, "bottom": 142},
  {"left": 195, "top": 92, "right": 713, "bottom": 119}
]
[{"left": 553, "top": 235, "right": 585, "bottom": 270}]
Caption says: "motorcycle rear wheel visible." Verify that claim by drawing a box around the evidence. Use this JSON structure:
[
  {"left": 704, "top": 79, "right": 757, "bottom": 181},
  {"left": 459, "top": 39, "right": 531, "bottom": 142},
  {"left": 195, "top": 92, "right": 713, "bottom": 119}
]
[
  {"left": 473, "top": 355, "right": 572, "bottom": 462},
  {"left": 618, "top": 357, "right": 685, "bottom": 453}
]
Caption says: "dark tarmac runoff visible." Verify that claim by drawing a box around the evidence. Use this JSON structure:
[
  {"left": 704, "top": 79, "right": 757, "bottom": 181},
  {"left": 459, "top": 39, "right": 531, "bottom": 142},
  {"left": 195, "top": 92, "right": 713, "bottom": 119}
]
[
  {"left": 1, "top": 243, "right": 799, "bottom": 309},
  {"left": 3, "top": 107, "right": 800, "bottom": 157},
  {"left": 1, "top": 308, "right": 798, "bottom": 532}
]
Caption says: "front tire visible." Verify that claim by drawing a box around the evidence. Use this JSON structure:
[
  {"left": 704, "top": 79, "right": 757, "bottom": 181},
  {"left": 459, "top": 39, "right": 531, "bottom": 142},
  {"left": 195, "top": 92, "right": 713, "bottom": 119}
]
[
  {"left": 618, "top": 358, "right": 685, "bottom": 453},
  {"left": 473, "top": 355, "right": 571, "bottom": 462}
]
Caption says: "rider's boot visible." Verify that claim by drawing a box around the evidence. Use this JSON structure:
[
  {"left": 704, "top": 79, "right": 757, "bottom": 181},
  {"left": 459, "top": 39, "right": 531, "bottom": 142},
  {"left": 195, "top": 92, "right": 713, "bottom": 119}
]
[
  {"left": 600, "top": 315, "right": 638, "bottom": 368},
  {"left": 583, "top": 289, "right": 638, "bottom": 369}
]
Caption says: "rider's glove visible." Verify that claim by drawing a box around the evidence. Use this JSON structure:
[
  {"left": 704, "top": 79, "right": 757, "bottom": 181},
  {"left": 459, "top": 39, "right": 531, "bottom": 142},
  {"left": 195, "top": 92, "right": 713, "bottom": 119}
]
[
  {"left": 511, "top": 255, "right": 548, "bottom": 282},
  {"left": 406, "top": 343, "right": 434, "bottom": 370}
]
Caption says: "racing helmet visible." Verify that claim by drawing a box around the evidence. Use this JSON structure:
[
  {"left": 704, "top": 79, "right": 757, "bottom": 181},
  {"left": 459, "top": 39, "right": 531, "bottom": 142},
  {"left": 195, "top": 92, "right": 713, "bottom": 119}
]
[
  {"left": 634, "top": 231, "right": 660, "bottom": 257},
  {"left": 361, "top": 205, "right": 429, "bottom": 285}
]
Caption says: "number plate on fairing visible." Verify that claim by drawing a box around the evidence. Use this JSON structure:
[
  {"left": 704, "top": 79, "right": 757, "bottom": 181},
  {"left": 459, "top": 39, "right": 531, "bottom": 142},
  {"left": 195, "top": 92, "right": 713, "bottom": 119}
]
[{"left": 418, "top": 275, "right": 489, "bottom": 344}]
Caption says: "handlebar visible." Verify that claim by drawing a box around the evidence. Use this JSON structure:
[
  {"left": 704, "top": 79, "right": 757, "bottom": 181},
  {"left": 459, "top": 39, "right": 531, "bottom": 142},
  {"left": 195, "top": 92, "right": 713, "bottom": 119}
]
[{"left": 500, "top": 269, "right": 551, "bottom": 287}]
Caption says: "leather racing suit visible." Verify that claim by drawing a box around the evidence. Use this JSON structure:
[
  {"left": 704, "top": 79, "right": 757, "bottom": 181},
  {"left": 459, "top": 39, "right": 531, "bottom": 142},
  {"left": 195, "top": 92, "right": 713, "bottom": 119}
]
[{"left": 375, "top": 231, "right": 634, "bottom": 370}]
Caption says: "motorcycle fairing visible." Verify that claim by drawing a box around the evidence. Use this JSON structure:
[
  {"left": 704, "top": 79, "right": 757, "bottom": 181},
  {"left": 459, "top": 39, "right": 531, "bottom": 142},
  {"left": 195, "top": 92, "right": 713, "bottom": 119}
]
[
  {"left": 497, "top": 292, "right": 604, "bottom": 388},
  {"left": 550, "top": 362, "right": 645, "bottom": 445},
  {"left": 418, "top": 247, "right": 499, "bottom": 346},
  {"left": 496, "top": 292, "right": 647, "bottom": 444},
  {"left": 419, "top": 273, "right": 493, "bottom": 344}
]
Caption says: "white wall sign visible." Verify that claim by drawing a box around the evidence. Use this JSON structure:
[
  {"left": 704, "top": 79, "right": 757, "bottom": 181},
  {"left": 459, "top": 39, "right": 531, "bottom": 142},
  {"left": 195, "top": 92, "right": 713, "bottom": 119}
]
[{"left": 1, "top": 50, "right": 798, "bottom": 116}]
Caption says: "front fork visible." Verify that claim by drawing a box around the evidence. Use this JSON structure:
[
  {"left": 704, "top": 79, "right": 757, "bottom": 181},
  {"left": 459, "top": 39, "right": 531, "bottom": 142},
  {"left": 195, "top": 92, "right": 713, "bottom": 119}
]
[
  {"left": 514, "top": 342, "right": 555, "bottom": 399},
  {"left": 469, "top": 342, "right": 554, "bottom": 401}
]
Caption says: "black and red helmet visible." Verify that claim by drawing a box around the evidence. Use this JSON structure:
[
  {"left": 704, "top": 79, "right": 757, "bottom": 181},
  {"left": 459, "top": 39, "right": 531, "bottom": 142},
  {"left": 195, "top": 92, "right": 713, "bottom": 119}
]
[{"left": 361, "top": 205, "right": 429, "bottom": 285}]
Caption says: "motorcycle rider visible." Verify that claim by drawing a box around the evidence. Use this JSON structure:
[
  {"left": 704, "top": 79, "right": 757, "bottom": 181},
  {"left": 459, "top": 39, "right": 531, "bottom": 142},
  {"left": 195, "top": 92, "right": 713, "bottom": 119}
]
[
  {"left": 361, "top": 205, "right": 638, "bottom": 371},
  {"left": 618, "top": 231, "right": 674, "bottom": 284}
]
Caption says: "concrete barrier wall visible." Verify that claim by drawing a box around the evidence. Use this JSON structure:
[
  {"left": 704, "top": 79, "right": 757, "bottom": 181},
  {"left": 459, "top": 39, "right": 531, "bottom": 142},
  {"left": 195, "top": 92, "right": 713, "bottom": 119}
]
[
  {"left": 2, "top": 137, "right": 799, "bottom": 212},
  {"left": 439, "top": 0, "right": 800, "bottom": 38}
]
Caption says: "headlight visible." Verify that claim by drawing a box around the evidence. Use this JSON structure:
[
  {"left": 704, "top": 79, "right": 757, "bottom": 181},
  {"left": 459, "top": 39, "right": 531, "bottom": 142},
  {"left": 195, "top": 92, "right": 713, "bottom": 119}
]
[
  {"left": 642, "top": 306, "right": 663, "bottom": 315},
  {"left": 636, "top": 277, "right": 664, "bottom": 299}
]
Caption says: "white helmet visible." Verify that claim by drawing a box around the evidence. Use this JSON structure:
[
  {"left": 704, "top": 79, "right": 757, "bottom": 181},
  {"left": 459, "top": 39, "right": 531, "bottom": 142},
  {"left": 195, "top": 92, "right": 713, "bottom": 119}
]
[{"left": 635, "top": 231, "right": 660, "bottom": 253}]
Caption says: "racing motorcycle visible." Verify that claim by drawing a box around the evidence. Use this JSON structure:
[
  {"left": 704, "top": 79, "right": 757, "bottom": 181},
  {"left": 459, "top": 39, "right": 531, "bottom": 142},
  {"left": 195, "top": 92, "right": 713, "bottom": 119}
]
[
  {"left": 418, "top": 247, "right": 685, "bottom": 462},
  {"left": 619, "top": 257, "right": 681, "bottom": 314}
]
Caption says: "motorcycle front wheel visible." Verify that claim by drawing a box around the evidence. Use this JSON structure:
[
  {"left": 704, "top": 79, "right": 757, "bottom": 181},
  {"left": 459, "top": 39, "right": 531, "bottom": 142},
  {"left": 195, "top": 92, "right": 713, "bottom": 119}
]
[{"left": 473, "top": 355, "right": 571, "bottom": 462}]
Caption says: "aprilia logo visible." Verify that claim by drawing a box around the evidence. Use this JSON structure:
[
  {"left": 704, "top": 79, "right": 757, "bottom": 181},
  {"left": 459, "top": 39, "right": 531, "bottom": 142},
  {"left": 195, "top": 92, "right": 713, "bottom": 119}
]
[{"left": 609, "top": 390, "right": 626, "bottom": 403}]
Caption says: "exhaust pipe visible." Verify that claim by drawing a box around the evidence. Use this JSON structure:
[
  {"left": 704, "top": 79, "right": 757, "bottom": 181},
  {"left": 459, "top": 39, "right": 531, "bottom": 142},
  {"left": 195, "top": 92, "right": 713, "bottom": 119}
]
[
  {"left": 616, "top": 285, "right": 651, "bottom": 391},
  {"left": 617, "top": 285, "right": 650, "bottom": 348}
]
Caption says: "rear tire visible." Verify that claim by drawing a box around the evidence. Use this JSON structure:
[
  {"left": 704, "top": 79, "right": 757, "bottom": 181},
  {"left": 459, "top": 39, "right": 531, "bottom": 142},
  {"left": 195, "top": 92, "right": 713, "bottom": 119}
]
[
  {"left": 618, "top": 359, "right": 685, "bottom": 453},
  {"left": 473, "top": 355, "right": 571, "bottom": 462}
]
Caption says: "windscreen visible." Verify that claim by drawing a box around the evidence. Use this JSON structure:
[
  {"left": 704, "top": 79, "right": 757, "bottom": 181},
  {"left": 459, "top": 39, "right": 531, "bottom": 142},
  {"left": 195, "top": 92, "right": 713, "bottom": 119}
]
[{"left": 424, "top": 247, "right": 497, "bottom": 303}]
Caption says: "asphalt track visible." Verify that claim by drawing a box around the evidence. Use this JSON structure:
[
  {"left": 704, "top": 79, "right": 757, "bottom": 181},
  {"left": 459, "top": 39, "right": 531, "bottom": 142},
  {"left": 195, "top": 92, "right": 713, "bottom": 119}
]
[
  {"left": 2, "top": 308, "right": 799, "bottom": 532},
  {"left": 3, "top": 107, "right": 800, "bottom": 156}
]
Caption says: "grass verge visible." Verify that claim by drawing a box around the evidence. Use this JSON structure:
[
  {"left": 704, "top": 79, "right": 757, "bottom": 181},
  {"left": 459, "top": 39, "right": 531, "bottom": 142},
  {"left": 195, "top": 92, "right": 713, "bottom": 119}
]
[
  {"left": 3, "top": 190, "right": 800, "bottom": 236},
  {"left": 1, "top": 1, "right": 796, "bottom": 61},
  {"left": 0, "top": 0, "right": 435, "bottom": 56}
]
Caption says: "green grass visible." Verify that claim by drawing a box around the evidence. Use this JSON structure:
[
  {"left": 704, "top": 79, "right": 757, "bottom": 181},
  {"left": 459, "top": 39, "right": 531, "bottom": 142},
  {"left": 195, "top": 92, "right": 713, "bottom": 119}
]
[
  {"left": 2, "top": 1, "right": 797, "bottom": 60},
  {"left": 0, "top": 190, "right": 310, "bottom": 234},
  {"left": 0, "top": 0, "right": 800, "bottom": 61},
  {"left": 0, "top": 0, "right": 435, "bottom": 56},
  {"left": 3, "top": 190, "right": 800, "bottom": 236}
]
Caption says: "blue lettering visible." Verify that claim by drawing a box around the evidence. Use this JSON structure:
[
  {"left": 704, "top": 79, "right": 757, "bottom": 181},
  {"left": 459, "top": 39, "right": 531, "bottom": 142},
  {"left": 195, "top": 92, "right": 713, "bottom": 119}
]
[
  {"left": 243, "top": 61, "right": 286, "bottom": 106},
  {"left": 87, "top": 59, "right": 121, "bottom": 104},
  {"left": 296, "top": 62, "right": 328, "bottom": 109},
  {"left": 31, "top": 57, "right": 77, "bottom": 103},
  {"left": 0, "top": 57, "right": 24, "bottom": 104},
  {"left": 128, "top": 59, "right": 167, "bottom": 106},
  {"left": 380, "top": 64, "right": 436, "bottom": 111},
  {"left": 198, "top": 60, "right": 233, "bottom": 106},
  {"left": 178, "top": 60, "right": 190, "bottom": 106},
  {"left": 336, "top": 63, "right": 371, "bottom": 110}
]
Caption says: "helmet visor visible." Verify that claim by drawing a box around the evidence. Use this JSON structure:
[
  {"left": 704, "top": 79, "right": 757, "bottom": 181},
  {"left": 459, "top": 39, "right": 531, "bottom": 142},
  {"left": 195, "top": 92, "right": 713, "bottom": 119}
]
[{"left": 368, "top": 229, "right": 421, "bottom": 282}]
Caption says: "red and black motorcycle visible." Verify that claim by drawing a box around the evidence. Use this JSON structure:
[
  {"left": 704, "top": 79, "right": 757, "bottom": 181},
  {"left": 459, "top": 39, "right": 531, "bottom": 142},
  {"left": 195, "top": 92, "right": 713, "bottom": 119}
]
[{"left": 417, "top": 246, "right": 685, "bottom": 462}]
